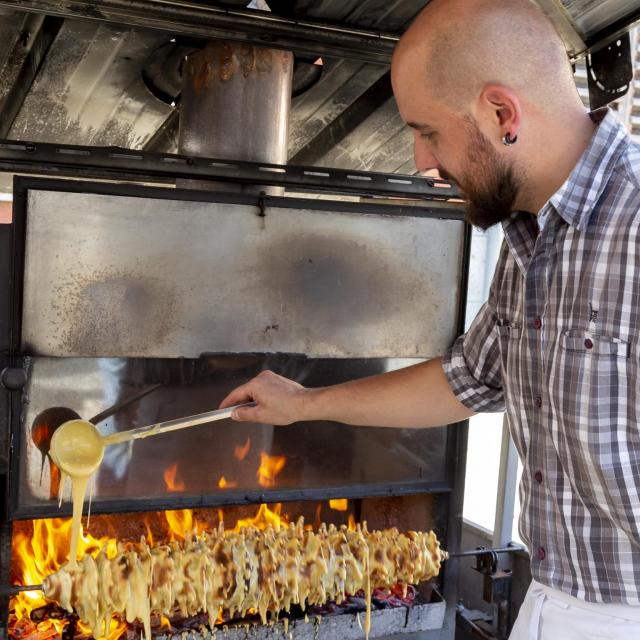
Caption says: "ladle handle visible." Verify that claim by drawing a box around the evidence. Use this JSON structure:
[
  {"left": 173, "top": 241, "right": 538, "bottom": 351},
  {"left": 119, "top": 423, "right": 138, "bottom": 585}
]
[{"left": 103, "top": 403, "right": 252, "bottom": 446}]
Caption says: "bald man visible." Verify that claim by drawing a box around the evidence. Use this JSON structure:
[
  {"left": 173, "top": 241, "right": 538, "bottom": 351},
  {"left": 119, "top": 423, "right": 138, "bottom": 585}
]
[{"left": 221, "top": 1, "right": 640, "bottom": 637}]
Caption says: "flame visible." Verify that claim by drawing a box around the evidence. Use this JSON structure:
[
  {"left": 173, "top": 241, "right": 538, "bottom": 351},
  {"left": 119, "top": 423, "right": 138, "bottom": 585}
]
[
  {"left": 234, "top": 437, "right": 251, "bottom": 461},
  {"left": 11, "top": 518, "right": 125, "bottom": 639},
  {"left": 329, "top": 498, "right": 348, "bottom": 512},
  {"left": 218, "top": 476, "right": 238, "bottom": 489},
  {"left": 234, "top": 503, "right": 288, "bottom": 531},
  {"left": 164, "top": 509, "right": 196, "bottom": 540},
  {"left": 10, "top": 501, "right": 346, "bottom": 638},
  {"left": 348, "top": 513, "right": 357, "bottom": 531},
  {"left": 256, "top": 452, "right": 286, "bottom": 487},
  {"left": 163, "top": 462, "right": 185, "bottom": 492},
  {"left": 143, "top": 515, "right": 155, "bottom": 546}
]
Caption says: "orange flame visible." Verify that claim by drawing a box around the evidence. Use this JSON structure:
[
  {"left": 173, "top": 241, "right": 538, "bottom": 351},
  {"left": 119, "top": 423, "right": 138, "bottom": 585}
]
[
  {"left": 163, "top": 462, "right": 185, "bottom": 492},
  {"left": 10, "top": 502, "right": 339, "bottom": 638},
  {"left": 164, "top": 509, "right": 196, "bottom": 540},
  {"left": 234, "top": 437, "right": 251, "bottom": 461},
  {"left": 329, "top": 498, "right": 348, "bottom": 512},
  {"left": 256, "top": 452, "right": 286, "bottom": 487},
  {"left": 234, "top": 503, "right": 288, "bottom": 531},
  {"left": 348, "top": 513, "right": 357, "bottom": 532},
  {"left": 218, "top": 476, "right": 238, "bottom": 489},
  {"left": 11, "top": 519, "right": 124, "bottom": 639}
]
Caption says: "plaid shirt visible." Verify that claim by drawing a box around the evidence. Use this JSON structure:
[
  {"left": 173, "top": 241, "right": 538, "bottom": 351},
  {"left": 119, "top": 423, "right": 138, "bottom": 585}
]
[{"left": 443, "top": 108, "right": 640, "bottom": 604}]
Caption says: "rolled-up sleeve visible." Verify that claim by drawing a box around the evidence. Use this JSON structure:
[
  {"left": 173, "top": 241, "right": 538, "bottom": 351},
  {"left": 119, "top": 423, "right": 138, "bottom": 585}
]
[{"left": 442, "top": 289, "right": 505, "bottom": 413}]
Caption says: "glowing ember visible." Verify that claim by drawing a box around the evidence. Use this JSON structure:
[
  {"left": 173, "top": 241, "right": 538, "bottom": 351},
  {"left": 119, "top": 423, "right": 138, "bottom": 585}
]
[
  {"left": 163, "top": 462, "right": 185, "bottom": 492},
  {"left": 329, "top": 498, "right": 348, "bottom": 511},
  {"left": 234, "top": 436, "right": 251, "bottom": 461},
  {"left": 218, "top": 476, "right": 238, "bottom": 489},
  {"left": 256, "top": 452, "right": 286, "bottom": 487}
]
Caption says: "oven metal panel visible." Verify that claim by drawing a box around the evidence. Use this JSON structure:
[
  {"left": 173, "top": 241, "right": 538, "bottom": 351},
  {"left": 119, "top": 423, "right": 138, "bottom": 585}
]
[
  {"left": 12, "top": 355, "right": 450, "bottom": 519},
  {"left": 20, "top": 183, "right": 465, "bottom": 359}
]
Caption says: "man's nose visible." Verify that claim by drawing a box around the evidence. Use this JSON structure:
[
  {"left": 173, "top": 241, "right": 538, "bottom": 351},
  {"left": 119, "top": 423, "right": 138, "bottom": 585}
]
[{"left": 413, "top": 138, "right": 439, "bottom": 173}]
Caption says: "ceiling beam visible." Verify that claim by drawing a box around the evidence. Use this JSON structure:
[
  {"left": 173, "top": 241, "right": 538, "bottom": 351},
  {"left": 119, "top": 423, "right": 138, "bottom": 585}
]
[{"left": 0, "top": 0, "right": 398, "bottom": 65}]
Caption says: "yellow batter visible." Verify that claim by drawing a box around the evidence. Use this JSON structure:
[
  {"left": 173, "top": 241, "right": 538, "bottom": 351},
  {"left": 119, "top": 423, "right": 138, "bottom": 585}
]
[{"left": 49, "top": 419, "right": 104, "bottom": 566}]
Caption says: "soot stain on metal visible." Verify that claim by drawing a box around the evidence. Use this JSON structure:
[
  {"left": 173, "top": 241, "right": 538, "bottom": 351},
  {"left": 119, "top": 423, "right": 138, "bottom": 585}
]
[
  {"left": 50, "top": 267, "right": 179, "bottom": 357},
  {"left": 257, "top": 230, "right": 436, "bottom": 340}
]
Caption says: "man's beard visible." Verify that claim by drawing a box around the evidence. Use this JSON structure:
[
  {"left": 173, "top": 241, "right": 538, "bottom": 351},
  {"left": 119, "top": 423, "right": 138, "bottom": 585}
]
[{"left": 441, "top": 120, "right": 521, "bottom": 231}]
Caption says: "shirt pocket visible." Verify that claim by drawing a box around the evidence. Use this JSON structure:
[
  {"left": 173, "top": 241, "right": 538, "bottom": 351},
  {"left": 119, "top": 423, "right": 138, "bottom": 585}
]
[
  {"left": 555, "top": 329, "right": 635, "bottom": 512},
  {"left": 560, "top": 330, "right": 630, "bottom": 357}
]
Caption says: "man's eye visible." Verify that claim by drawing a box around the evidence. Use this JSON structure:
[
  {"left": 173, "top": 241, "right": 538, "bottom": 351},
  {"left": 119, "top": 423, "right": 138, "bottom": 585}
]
[{"left": 420, "top": 131, "right": 436, "bottom": 141}]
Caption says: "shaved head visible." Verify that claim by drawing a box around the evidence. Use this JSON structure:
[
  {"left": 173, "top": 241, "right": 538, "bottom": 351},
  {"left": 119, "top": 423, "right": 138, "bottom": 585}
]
[
  {"left": 395, "top": 0, "right": 576, "bottom": 114},
  {"left": 391, "top": 0, "right": 592, "bottom": 227}
]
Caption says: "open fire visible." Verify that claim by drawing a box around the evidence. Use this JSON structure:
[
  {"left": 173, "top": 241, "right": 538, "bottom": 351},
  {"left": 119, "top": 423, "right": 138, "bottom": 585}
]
[
  {"left": 8, "top": 446, "right": 445, "bottom": 640},
  {"left": 9, "top": 501, "right": 346, "bottom": 639},
  {"left": 8, "top": 450, "right": 369, "bottom": 640}
]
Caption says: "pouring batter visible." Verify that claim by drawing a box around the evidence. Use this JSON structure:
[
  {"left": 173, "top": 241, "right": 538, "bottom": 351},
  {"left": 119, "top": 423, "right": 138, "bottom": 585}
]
[{"left": 48, "top": 404, "right": 248, "bottom": 565}]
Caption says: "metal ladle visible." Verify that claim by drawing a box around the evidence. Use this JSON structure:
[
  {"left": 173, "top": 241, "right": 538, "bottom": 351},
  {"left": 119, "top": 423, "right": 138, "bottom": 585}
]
[{"left": 49, "top": 403, "right": 251, "bottom": 478}]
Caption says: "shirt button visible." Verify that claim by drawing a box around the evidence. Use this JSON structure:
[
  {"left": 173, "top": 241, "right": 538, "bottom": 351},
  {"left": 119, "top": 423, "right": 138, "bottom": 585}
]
[
  {"left": 537, "top": 547, "right": 546, "bottom": 561},
  {"left": 532, "top": 317, "right": 542, "bottom": 329},
  {"left": 534, "top": 470, "right": 543, "bottom": 484},
  {"left": 584, "top": 338, "right": 594, "bottom": 350},
  {"left": 534, "top": 396, "right": 542, "bottom": 408}
]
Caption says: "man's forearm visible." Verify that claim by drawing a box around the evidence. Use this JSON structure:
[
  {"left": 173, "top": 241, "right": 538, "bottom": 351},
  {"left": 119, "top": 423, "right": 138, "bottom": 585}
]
[{"left": 301, "top": 357, "right": 475, "bottom": 428}]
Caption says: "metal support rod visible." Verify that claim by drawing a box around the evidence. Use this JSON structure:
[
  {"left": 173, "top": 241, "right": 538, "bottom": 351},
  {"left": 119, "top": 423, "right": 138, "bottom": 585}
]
[
  {"left": 2, "top": 583, "right": 43, "bottom": 595},
  {"left": 0, "top": 139, "right": 461, "bottom": 201},
  {"left": 0, "top": 0, "right": 398, "bottom": 65},
  {"left": 449, "top": 544, "right": 526, "bottom": 559}
]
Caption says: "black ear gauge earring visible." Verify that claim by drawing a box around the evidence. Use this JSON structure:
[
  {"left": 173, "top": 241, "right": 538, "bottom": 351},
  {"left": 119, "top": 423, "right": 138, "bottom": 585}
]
[{"left": 502, "top": 132, "right": 518, "bottom": 146}]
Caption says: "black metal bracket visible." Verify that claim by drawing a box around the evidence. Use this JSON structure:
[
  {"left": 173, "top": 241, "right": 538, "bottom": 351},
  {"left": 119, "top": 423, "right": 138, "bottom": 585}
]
[
  {"left": 0, "top": 139, "right": 460, "bottom": 202},
  {"left": 587, "top": 32, "right": 633, "bottom": 109},
  {"left": 470, "top": 546, "right": 517, "bottom": 640}
]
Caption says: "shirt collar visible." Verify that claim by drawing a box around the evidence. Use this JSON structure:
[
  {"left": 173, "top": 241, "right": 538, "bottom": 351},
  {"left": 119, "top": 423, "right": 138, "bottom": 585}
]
[{"left": 547, "top": 107, "right": 630, "bottom": 231}]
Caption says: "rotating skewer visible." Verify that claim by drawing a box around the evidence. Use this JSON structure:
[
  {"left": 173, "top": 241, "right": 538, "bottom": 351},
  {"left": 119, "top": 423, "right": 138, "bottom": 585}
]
[{"left": 2, "top": 584, "right": 43, "bottom": 596}]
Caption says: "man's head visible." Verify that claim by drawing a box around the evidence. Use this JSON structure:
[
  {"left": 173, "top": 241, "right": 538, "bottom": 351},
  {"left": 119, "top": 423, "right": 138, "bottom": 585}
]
[{"left": 391, "top": 0, "right": 585, "bottom": 228}]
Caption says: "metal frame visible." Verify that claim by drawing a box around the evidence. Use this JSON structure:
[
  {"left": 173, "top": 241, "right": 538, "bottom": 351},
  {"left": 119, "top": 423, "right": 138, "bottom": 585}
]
[
  {"left": 3, "top": 175, "right": 469, "bottom": 521},
  {"left": 491, "top": 415, "right": 520, "bottom": 549},
  {"left": 0, "top": 0, "right": 398, "bottom": 65},
  {"left": 0, "top": 139, "right": 461, "bottom": 202},
  {"left": 11, "top": 480, "right": 454, "bottom": 522},
  {"left": 584, "top": 6, "right": 640, "bottom": 55},
  {"left": 0, "top": 0, "right": 637, "bottom": 67}
]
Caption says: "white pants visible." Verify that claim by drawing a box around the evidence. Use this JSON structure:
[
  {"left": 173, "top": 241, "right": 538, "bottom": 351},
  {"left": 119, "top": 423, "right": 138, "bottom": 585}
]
[{"left": 509, "top": 581, "right": 640, "bottom": 640}]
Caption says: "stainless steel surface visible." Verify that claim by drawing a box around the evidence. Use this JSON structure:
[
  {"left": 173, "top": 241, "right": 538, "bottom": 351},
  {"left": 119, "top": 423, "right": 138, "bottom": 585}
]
[
  {"left": 15, "top": 355, "right": 449, "bottom": 515},
  {"left": 21, "top": 187, "right": 465, "bottom": 359},
  {"left": 178, "top": 41, "right": 292, "bottom": 194},
  {"left": 8, "top": 19, "right": 173, "bottom": 148},
  {"left": 560, "top": 0, "right": 640, "bottom": 40}
]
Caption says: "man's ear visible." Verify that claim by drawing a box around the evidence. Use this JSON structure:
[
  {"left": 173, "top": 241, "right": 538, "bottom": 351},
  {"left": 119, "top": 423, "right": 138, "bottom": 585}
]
[{"left": 480, "top": 84, "right": 522, "bottom": 142}]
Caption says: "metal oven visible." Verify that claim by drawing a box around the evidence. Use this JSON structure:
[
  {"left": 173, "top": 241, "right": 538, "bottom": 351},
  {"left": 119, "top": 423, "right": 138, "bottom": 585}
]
[{"left": 0, "top": 167, "right": 470, "bottom": 640}]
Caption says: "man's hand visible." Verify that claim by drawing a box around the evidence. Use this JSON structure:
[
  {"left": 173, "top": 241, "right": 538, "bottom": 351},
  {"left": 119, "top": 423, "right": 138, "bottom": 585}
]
[
  {"left": 219, "top": 357, "right": 474, "bottom": 429},
  {"left": 219, "top": 370, "right": 311, "bottom": 425}
]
